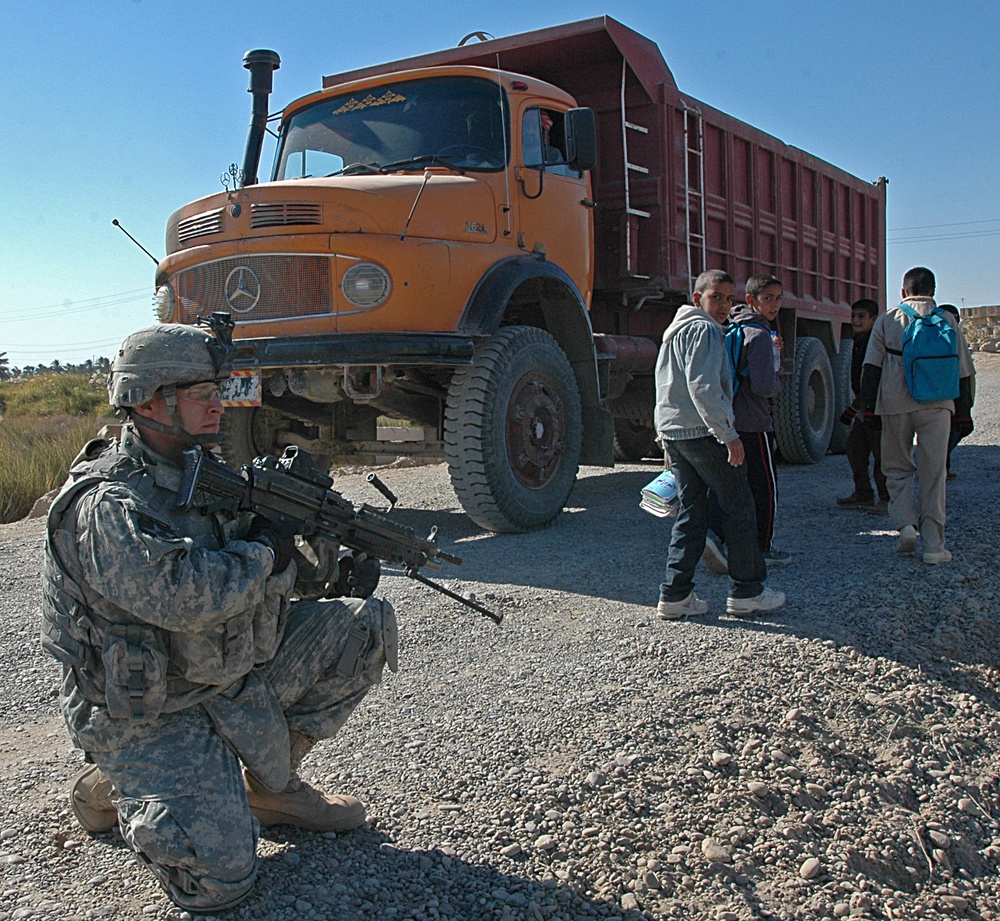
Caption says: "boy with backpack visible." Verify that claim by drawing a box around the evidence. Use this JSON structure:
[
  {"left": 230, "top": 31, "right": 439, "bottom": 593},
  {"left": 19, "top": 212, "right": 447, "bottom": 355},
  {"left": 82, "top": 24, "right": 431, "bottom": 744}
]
[
  {"left": 860, "top": 267, "right": 975, "bottom": 564},
  {"left": 704, "top": 273, "right": 789, "bottom": 572}
]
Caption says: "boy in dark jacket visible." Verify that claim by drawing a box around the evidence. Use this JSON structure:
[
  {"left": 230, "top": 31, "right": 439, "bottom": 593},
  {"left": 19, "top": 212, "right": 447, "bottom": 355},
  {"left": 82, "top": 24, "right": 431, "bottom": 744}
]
[
  {"left": 705, "top": 274, "right": 789, "bottom": 570},
  {"left": 837, "top": 299, "right": 890, "bottom": 511}
]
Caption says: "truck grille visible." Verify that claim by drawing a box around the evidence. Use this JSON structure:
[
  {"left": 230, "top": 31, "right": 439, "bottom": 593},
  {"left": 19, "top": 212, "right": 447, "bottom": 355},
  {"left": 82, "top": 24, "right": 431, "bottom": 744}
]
[
  {"left": 177, "top": 208, "right": 224, "bottom": 244},
  {"left": 251, "top": 202, "right": 323, "bottom": 228},
  {"left": 170, "top": 255, "right": 334, "bottom": 323}
]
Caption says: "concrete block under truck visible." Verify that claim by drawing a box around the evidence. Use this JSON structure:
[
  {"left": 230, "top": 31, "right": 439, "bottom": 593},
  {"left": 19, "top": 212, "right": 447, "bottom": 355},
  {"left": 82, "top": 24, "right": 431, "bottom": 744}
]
[{"left": 154, "top": 16, "right": 886, "bottom": 533}]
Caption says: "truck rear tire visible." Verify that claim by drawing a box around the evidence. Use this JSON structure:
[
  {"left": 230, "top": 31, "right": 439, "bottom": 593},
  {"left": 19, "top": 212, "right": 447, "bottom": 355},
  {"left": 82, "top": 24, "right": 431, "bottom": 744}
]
[
  {"left": 444, "top": 326, "right": 582, "bottom": 533},
  {"left": 829, "top": 339, "right": 853, "bottom": 455},
  {"left": 774, "top": 336, "right": 834, "bottom": 464},
  {"left": 613, "top": 419, "right": 658, "bottom": 462}
]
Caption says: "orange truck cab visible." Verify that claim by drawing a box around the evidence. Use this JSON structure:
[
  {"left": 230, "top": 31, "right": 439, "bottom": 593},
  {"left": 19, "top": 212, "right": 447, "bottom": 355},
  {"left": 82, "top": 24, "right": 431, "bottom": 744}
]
[{"left": 155, "top": 17, "right": 885, "bottom": 533}]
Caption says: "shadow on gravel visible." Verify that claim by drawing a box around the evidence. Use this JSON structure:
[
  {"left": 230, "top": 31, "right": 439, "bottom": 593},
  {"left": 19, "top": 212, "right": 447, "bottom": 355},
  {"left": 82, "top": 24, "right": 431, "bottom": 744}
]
[
  {"left": 72, "top": 825, "right": 645, "bottom": 919},
  {"left": 250, "top": 825, "right": 643, "bottom": 920},
  {"left": 379, "top": 447, "right": 1000, "bottom": 707},
  {"left": 376, "top": 466, "right": 666, "bottom": 607},
  {"left": 699, "top": 442, "right": 1000, "bottom": 712}
]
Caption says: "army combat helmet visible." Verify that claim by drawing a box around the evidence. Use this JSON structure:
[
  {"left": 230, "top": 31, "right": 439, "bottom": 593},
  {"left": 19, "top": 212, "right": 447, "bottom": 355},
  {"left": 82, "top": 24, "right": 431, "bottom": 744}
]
[{"left": 109, "top": 313, "right": 235, "bottom": 441}]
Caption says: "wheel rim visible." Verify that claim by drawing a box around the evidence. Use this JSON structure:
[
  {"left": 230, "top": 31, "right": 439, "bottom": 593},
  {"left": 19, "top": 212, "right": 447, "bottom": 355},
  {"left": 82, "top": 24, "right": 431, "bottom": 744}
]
[
  {"left": 807, "top": 369, "right": 828, "bottom": 432},
  {"left": 505, "top": 370, "right": 566, "bottom": 489}
]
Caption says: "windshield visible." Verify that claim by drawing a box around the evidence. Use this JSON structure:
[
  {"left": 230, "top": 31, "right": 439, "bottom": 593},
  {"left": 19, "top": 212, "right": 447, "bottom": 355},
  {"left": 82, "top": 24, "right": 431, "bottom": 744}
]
[{"left": 273, "top": 75, "right": 509, "bottom": 180}]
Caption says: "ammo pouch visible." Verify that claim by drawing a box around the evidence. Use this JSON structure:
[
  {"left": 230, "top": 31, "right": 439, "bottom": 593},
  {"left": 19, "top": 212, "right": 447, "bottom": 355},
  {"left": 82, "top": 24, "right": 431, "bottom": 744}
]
[
  {"left": 101, "top": 624, "right": 169, "bottom": 721},
  {"left": 169, "top": 608, "right": 256, "bottom": 687},
  {"left": 252, "top": 565, "right": 296, "bottom": 664}
]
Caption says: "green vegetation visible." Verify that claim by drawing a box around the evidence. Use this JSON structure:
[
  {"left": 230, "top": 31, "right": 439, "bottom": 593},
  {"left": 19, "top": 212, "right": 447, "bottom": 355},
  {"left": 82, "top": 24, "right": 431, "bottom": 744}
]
[
  {"left": 0, "top": 373, "right": 109, "bottom": 417},
  {"left": 0, "top": 373, "right": 114, "bottom": 523}
]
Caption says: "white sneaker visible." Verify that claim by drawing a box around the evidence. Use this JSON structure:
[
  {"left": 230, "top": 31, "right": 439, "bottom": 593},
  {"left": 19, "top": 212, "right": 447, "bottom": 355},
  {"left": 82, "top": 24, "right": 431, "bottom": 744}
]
[
  {"left": 922, "top": 549, "right": 952, "bottom": 565},
  {"left": 896, "top": 525, "right": 917, "bottom": 554},
  {"left": 702, "top": 534, "right": 729, "bottom": 575},
  {"left": 763, "top": 548, "right": 792, "bottom": 566},
  {"left": 657, "top": 593, "right": 709, "bottom": 620},
  {"left": 726, "top": 588, "right": 786, "bottom": 616}
]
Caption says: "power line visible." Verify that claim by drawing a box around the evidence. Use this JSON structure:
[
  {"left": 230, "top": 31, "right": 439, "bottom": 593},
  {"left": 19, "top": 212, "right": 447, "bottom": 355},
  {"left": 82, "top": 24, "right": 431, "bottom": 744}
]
[
  {"left": 0, "top": 288, "right": 152, "bottom": 323},
  {"left": 888, "top": 218, "right": 1000, "bottom": 233},
  {"left": 887, "top": 228, "right": 1000, "bottom": 245},
  {"left": 4, "top": 335, "right": 124, "bottom": 350}
]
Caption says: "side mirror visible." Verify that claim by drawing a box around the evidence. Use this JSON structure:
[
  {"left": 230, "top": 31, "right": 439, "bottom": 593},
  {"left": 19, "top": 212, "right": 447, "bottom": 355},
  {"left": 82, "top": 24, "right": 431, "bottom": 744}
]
[{"left": 565, "top": 108, "right": 597, "bottom": 172}]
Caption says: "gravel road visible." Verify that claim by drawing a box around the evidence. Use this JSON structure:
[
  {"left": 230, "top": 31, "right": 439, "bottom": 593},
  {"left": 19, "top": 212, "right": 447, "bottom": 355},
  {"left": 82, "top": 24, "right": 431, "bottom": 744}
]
[{"left": 1, "top": 355, "right": 998, "bottom": 921}]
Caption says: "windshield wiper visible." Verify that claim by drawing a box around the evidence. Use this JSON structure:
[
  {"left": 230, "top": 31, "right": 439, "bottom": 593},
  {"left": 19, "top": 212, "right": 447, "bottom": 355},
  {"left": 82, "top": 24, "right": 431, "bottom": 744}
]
[
  {"left": 378, "top": 154, "right": 464, "bottom": 174},
  {"left": 325, "top": 161, "right": 382, "bottom": 177}
]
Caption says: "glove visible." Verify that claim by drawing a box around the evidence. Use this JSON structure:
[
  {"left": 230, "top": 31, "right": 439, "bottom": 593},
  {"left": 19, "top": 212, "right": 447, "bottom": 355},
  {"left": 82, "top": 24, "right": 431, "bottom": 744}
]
[
  {"left": 952, "top": 415, "right": 974, "bottom": 439},
  {"left": 839, "top": 406, "right": 857, "bottom": 426},
  {"left": 861, "top": 411, "right": 881, "bottom": 430},
  {"left": 247, "top": 516, "right": 297, "bottom": 574},
  {"left": 334, "top": 551, "right": 381, "bottom": 598}
]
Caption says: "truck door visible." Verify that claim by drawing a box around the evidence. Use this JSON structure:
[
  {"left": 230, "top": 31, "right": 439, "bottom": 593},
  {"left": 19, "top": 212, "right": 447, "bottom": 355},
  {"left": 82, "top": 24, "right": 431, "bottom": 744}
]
[{"left": 515, "top": 106, "right": 592, "bottom": 296}]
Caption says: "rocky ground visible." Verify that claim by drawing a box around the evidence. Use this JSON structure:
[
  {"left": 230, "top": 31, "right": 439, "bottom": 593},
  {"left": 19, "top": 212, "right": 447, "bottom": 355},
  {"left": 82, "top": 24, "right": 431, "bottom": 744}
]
[{"left": 0, "top": 355, "right": 998, "bottom": 921}]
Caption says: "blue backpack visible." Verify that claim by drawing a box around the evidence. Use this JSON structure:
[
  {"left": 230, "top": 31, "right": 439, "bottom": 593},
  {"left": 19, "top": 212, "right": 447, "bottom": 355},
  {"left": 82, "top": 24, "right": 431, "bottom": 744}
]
[
  {"left": 724, "top": 318, "right": 768, "bottom": 396},
  {"left": 895, "top": 303, "right": 960, "bottom": 402}
]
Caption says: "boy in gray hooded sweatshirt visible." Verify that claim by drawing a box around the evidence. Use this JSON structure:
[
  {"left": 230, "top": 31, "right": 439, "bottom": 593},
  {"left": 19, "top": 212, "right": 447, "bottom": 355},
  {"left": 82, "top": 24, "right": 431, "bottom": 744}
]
[{"left": 653, "top": 270, "right": 786, "bottom": 618}]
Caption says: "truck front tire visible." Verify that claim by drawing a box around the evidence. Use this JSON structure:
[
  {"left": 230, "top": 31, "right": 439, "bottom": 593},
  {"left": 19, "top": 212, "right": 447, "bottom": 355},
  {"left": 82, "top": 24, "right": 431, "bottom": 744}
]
[
  {"left": 774, "top": 336, "right": 834, "bottom": 464},
  {"left": 219, "top": 405, "right": 283, "bottom": 468},
  {"left": 444, "top": 326, "right": 582, "bottom": 533}
]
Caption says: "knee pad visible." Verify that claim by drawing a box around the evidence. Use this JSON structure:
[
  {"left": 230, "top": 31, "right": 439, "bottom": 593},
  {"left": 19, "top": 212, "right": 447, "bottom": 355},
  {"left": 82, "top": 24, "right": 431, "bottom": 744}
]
[{"left": 117, "top": 795, "right": 258, "bottom": 911}]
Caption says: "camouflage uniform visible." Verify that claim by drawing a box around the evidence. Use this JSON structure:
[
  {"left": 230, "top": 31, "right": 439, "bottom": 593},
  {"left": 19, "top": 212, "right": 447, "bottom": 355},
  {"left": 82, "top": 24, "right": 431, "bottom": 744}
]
[{"left": 42, "top": 427, "right": 395, "bottom": 911}]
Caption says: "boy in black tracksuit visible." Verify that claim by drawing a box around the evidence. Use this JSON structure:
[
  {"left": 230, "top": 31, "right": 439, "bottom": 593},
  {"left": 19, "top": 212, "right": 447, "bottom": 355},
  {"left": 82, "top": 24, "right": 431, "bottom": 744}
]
[
  {"left": 705, "top": 274, "right": 789, "bottom": 570},
  {"left": 837, "top": 298, "right": 889, "bottom": 510}
]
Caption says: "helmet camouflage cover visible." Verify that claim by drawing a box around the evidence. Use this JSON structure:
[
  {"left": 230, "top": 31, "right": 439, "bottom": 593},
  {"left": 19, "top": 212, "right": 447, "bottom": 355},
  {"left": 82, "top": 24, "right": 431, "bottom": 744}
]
[{"left": 109, "top": 323, "right": 233, "bottom": 409}]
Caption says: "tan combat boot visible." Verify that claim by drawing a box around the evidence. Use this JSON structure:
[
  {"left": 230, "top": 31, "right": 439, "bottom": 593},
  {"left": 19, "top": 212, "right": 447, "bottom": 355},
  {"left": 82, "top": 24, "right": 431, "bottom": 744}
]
[
  {"left": 246, "top": 730, "right": 366, "bottom": 832},
  {"left": 70, "top": 764, "right": 119, "bottom": 833}
]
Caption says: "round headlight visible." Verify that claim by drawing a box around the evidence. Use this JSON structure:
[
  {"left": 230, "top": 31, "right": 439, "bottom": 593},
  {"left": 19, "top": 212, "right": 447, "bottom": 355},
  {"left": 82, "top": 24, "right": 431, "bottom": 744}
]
[
  {"left": 154, "top": 285, "right": 175, "bottom": 322},
  {"left": 341, "top": 263, "right": 390, "bottom": 309}
]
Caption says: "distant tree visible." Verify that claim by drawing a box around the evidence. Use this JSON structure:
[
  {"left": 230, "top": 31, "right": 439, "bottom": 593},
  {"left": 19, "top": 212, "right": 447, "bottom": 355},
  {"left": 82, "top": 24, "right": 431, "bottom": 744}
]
[{"left": 0, "top": 353, "right": 9, "bottom": 382}]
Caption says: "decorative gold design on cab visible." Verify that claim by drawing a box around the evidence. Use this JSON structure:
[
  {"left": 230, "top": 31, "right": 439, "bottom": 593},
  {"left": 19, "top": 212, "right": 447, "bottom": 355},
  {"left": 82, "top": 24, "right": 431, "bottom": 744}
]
[{"left": 333, "top": 90, "right": 406, "bottom": 115}]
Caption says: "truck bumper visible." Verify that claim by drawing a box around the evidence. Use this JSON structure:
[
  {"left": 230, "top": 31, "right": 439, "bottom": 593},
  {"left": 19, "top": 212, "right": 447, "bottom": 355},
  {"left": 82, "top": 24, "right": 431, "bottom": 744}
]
[{"left": 233, "top": 332, "right": 476, "bottom": 370}]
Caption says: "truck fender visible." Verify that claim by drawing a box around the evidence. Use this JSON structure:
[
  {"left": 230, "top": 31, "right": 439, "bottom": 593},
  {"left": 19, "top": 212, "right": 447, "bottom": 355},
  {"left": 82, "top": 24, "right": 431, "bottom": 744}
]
[{"left": 458, "top": 256, "right": 613, "bottom": 467}]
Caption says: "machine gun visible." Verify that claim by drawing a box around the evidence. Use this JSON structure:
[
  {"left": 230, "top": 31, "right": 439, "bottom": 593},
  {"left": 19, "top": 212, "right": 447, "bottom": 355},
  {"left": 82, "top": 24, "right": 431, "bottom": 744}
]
[{"left": 178, "top": 445, "right": 501, "bottom": 624}]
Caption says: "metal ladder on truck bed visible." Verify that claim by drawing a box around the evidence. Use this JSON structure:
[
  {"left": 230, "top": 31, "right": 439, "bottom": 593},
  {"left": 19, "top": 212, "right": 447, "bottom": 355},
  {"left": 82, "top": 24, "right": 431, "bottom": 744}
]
[
  {"left": 620, "top": 59, "right": 650, "bottom": 280},
  {"left": 681, "top": 102, "right": 707, "bottom": 287}
]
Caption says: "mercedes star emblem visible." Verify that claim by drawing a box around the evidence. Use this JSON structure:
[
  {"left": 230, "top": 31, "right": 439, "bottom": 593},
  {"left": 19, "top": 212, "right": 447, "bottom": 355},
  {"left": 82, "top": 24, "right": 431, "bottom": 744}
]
[{"left": 224, "top": 266, "right": 261, "bottom": 313}]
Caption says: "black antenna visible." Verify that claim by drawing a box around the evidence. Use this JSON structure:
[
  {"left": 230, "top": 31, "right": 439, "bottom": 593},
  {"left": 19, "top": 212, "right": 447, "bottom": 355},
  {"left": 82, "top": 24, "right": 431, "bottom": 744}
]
[{"left": 112, "top": 219, "right": 159, "bottom": 264}]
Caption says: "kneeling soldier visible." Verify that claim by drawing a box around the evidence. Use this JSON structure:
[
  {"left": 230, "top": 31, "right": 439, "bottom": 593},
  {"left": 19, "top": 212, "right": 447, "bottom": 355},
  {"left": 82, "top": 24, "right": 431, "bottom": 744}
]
[{"left": 42, "top": 321, "right": 395, "bottom": 912}]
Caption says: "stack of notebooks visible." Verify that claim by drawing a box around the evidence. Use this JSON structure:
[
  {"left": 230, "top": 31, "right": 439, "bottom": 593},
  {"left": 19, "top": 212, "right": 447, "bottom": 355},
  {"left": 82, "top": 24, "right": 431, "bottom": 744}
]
[{"left": 640, "top": 469, "right": 679, "bottom": 518}]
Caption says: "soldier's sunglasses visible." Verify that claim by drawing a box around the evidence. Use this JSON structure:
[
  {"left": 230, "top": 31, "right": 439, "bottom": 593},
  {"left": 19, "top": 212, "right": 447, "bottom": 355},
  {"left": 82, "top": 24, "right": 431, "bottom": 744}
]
[{"left": 176, "top": 383, "right": 223, "bottom": 404}]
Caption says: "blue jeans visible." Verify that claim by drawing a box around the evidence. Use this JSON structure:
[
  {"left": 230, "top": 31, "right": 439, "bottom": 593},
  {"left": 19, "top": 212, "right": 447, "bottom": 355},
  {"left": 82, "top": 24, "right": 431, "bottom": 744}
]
[{"left": 661, "top": 436, "right": 766, "bottom": 602}]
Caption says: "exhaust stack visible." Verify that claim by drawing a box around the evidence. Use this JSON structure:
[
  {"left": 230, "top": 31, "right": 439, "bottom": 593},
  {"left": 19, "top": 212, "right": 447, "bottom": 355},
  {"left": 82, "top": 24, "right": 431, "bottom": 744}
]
[{"left": 241, "top": 49, "right": 281, "bottom": 187}]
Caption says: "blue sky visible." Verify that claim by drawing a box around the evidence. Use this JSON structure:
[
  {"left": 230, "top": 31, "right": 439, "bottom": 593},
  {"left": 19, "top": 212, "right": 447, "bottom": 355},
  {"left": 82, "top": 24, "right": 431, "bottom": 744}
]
[{"left": 3, "top": 0, "right": 998, "bottom": 367}]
